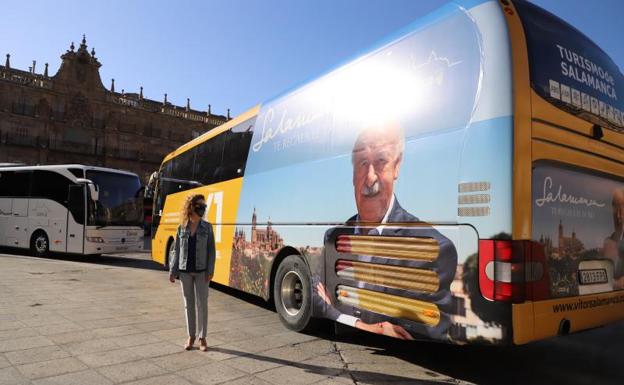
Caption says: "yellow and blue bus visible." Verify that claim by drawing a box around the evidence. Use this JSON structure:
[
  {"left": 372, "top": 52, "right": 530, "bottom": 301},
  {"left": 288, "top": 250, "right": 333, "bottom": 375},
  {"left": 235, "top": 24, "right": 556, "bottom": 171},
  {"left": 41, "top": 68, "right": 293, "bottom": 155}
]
[{"left": 151, "top": 0, "right": 624, "bottom": 344}]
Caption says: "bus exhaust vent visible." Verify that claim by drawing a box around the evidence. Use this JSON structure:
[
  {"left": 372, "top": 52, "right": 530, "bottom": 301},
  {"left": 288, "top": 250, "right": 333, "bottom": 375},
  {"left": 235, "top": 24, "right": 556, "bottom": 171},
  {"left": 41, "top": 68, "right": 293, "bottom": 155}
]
[{"left": 458, "top": 181, "right": 491, "bottom": 217}]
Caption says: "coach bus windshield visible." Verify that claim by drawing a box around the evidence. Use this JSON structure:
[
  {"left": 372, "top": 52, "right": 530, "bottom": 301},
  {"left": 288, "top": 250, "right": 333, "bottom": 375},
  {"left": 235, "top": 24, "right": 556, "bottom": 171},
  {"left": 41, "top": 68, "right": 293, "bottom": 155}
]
[{"left": 86, "top": 170, "right": 143, "bottom": 227}]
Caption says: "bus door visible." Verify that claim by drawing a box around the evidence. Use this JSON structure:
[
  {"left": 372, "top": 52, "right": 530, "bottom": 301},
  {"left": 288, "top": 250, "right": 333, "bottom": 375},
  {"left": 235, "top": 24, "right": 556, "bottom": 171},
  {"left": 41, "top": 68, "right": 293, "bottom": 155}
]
[
  {"left": 66, "top": 184, "right": 85, "bottom": 254},
  {"left": 7, "top": 198, "right": 28, "bottom": 248}
]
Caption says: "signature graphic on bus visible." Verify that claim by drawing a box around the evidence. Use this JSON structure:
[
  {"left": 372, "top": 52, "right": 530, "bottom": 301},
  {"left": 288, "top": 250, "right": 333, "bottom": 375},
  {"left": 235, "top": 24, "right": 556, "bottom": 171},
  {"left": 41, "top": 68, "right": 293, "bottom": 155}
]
[
  {"left": 252, "top": 108, "right": 329, "bottom": 153},
  {"left": 411, "top": 51, "right": 462, "bottom": 86},
  {"left": 535, "top": 176, "right": 606, "bottom": 208}
]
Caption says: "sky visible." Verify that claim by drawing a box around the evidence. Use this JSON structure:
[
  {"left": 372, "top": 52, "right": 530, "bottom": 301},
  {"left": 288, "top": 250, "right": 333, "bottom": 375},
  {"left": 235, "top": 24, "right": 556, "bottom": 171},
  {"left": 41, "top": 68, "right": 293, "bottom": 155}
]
[{"left": 1, "top": 0, "right": 622, "bottom": 118}]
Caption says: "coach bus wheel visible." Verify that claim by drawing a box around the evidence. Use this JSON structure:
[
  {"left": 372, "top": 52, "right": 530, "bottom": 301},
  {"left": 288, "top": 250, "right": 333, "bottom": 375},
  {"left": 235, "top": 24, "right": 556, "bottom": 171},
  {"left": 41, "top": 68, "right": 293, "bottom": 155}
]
[
  {"left": 274, "top": 255, "right": 315, "bottom": 332},
  {"left": 164, "top": 238, "right": 175, "bottom": 271},
  {"left": 30, "top": 231, "right": 49, "bottom": 257}
]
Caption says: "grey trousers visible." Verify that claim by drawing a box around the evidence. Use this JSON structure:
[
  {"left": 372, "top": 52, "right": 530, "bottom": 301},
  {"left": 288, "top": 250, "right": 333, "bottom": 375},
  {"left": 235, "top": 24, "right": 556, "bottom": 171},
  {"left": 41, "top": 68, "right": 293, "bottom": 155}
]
[{"left": 179, "top": 272, "right": 209, "bottom": 338}]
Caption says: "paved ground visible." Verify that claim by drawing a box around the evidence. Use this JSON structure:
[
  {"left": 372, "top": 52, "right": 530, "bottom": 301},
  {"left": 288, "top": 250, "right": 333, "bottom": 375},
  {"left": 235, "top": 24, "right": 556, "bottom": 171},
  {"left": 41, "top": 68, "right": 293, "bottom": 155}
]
[{"left": 1, "top": 250, "right": 623, "bottom": 385}]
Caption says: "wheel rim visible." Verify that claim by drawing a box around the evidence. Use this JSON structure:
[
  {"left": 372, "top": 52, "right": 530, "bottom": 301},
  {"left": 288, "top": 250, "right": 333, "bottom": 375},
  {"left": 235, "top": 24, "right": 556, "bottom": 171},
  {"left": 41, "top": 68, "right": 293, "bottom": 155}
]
[
  {"left": 281, "top": 271, "right": 304, "bottom": 316},
  {"left": 35, "top": 236, "right": 47, "bottom": 254}
]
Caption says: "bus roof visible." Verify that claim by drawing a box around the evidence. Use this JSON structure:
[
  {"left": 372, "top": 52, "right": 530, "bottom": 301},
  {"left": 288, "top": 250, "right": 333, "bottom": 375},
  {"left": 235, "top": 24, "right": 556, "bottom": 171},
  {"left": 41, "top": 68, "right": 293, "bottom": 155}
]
[
  {"left": 161, "top": 105, "right": 260, "bottom": 164},
  {"left": 0, "top": 164, "right": 139, "bottom": 177}
]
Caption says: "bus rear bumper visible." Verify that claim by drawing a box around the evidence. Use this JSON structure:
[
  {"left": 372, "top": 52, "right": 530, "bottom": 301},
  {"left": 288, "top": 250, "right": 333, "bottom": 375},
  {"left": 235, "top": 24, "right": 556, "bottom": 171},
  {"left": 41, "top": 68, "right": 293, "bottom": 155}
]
[{"left": 512, "top": 291, "right": 624, "bottom": 344}]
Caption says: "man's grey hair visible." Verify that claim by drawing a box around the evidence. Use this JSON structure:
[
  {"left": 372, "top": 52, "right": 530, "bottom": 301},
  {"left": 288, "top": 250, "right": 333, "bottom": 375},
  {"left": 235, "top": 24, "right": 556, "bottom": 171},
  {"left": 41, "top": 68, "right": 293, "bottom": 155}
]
[{"left": 351, "top": 124, "right": 405, "bottom": 164}]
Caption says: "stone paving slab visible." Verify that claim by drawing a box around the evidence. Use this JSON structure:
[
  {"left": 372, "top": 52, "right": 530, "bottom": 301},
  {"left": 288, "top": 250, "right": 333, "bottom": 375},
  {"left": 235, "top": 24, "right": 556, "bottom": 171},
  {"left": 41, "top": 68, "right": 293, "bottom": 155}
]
[
  {"left": 15, "top": 357, "right": 87, "bottom": 380},
  {"left": 4, "top": 346, "right": 70, "bottom": 366},
  {"left": 96, "top": 359, "right": 167, "bottom": 383},
  {"left": 1, "top": 251, "right": 623, "bottom": 385},
  {"left": 178, "top": 361, "right": 248, "bottom": 385},
  {"left": 30, "top": 369, "right": 113, "bottom": 385},
  {"left": 0, "top": 366, "right": 30, "bottom": 385},
  {"left": 0, "top": 337, "right": 54, "bottom": 354},
  {"left": 121, "top": 373, "right": 194, "bottom": 385}
]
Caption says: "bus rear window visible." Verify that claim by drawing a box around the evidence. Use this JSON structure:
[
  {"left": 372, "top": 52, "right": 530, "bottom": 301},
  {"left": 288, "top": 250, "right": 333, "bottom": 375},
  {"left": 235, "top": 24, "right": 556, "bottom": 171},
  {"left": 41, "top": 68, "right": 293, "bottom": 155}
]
[{"left": 514, "top": 0, "right": 624, "bottom": 132}]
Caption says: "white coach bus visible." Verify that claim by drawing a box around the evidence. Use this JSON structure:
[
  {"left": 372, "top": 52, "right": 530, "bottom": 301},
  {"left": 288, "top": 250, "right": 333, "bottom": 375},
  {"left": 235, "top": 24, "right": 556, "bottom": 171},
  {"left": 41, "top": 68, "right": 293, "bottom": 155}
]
[{"left": 0, "top": 164, "right": 144, "bottom": 256}]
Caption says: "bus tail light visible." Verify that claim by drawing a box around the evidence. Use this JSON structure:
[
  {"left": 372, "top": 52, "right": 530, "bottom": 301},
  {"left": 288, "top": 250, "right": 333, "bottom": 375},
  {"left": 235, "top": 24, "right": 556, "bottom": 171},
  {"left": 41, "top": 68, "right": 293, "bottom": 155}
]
[{"left": 479, "top": 240, "right": 529, "bottom": 303}]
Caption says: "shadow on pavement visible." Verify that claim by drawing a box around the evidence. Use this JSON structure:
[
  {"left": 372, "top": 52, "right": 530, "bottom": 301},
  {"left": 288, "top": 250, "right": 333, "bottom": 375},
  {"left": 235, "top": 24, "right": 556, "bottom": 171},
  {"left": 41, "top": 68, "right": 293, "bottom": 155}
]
[
  {"left": 318, "top": 322, "right": 624, "bottom": 385},
  {"left": 187, "top": 271, "right": 624, "bottom": 385},
  {"left": 210, "top": 345, "right": 447, "bottom": 385},
  {"left": 0, "top": 246, "right": 163, "bottom": 271}
]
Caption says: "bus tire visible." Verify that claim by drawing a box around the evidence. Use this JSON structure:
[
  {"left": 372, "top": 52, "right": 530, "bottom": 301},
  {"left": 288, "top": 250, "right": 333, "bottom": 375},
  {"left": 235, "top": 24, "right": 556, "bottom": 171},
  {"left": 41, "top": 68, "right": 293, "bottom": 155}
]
[
  {"left": 273, "top": 255, "right": 315, "bottom": 332},
  {"left": 30, "top": 231, "right": 49, "bottom": 258},
  {"left": 164, "top": 238, "right": 175, "bottom": 271}
]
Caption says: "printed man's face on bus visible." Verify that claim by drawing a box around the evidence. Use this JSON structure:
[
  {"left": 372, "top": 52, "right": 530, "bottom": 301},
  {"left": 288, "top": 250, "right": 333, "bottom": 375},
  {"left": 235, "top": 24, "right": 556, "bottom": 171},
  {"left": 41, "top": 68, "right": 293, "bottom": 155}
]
[{"left": 352, "top": 124, "right": 403, "bottom": 223}]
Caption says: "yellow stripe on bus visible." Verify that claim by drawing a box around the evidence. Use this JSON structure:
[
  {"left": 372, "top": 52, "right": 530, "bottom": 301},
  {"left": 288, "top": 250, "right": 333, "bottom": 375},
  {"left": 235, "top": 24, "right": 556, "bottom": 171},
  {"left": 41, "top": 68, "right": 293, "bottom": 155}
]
[
  {"left": 336, "top": 260, "right": 439, "bottom": 292},
  {"left": 337, "top": 285, "right": 440, "bottom": 326},
  {"left": 336, "top": 235, "right": 439, "bottom": 261}
]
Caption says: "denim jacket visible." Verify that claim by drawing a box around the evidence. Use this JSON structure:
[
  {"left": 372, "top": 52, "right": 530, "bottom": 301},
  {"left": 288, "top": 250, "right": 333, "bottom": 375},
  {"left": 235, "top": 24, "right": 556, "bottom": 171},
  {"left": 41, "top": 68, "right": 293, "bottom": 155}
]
[{"left": 170, "top": 220, "right": 216, "bottom": 277}]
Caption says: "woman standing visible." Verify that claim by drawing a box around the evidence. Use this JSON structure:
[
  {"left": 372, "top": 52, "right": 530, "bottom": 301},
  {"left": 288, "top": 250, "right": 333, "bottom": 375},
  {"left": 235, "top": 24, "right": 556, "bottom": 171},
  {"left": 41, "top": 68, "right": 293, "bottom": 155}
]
[{"left": 169, "top": 194, "right": 216, "bottom": 351}]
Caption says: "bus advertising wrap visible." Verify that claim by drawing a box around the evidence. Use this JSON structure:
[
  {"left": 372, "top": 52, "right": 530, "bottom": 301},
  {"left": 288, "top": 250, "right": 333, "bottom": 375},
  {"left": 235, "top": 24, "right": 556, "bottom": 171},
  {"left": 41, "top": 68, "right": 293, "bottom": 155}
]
[{"left": 226, "top": 1, "right": 512, "bottom": 344}]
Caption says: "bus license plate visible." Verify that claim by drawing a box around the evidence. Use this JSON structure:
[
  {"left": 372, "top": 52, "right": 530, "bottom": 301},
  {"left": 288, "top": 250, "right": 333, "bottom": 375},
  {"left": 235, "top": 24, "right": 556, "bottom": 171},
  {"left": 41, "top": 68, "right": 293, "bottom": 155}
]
[{"left": 578, "top": 269, "right": 608, "bottom": 285}]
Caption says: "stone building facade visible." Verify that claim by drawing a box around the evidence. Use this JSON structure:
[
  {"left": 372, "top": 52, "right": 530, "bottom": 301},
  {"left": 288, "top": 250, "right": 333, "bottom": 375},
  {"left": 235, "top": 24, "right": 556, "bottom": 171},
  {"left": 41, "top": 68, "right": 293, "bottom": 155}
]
[{"left": 0, "top": 36, "right": 228, "bottom": 182}]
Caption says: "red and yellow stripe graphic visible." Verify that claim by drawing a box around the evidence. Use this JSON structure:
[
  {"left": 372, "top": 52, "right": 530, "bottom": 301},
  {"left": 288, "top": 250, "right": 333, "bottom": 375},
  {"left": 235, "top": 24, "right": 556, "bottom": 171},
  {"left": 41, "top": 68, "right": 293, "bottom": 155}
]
[
  {"left": 336, "top": 235, "right": 439, "bottom": 261},
  {"left": 335, "top": 260, "right": 439, "bottom": 293},
  {"left": 336, "top": 285, "right": 440, "bottom": 326}
]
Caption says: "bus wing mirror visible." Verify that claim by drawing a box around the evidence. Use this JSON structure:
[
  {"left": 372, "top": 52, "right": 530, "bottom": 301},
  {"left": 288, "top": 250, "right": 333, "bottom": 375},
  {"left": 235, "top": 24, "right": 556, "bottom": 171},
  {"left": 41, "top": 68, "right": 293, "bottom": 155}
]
[
  {"left": 76, "top": 178, "right": 99, "bottom": 201},
  {"left": 88, "top": 184, "right": 99, "bottom": 201}
]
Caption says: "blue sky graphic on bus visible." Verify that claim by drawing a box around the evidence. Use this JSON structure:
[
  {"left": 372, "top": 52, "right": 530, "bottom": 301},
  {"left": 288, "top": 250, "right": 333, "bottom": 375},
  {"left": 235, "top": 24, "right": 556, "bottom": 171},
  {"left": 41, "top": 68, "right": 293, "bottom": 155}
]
[{"left": 245, "top": 3, "right": 482, "bottom": 176}]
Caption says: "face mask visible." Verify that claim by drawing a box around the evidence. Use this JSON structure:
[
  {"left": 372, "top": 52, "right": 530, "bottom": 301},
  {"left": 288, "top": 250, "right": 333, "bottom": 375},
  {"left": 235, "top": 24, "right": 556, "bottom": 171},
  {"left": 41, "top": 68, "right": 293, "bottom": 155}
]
[{"left": 194, "top": 204, "right": 207, "bottom": 217}]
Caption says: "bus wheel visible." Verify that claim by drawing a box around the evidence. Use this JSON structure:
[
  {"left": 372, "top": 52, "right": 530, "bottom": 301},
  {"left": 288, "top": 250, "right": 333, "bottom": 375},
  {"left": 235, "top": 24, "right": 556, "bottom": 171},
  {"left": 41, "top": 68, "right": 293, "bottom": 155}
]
[
  {"left": 273, "top": 255, "right": 315, "bottom": 332},
  {"left": 164, "top": 238, "right": 175, "bottom": 271},
  {"left": 30, "top": 231, "right": 49, "bottom": 257}
]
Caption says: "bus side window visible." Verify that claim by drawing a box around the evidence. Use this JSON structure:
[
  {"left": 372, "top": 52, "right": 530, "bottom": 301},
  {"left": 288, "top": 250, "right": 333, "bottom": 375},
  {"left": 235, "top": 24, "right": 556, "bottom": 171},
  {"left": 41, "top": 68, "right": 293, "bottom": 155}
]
[
  {"left": 32, "top": 170, "right": 71, "bottom": 204},
  {"left": 171, "top": 149, "right": 196, "bottom": 185},
  {"left": 194, "top": 134, "right": 226, "bottom": 185},
  {"left": 68, "top": 185, "right": 85, "bottom": 225},
  {"left": 0, "top": 171, "right": 31, "bottom": 197},
  {"left": 221, "top": 130, "right": 254, "bottom": 180},
  {"left": 68, "top": 168, "right": 84, "bottom": 178}
]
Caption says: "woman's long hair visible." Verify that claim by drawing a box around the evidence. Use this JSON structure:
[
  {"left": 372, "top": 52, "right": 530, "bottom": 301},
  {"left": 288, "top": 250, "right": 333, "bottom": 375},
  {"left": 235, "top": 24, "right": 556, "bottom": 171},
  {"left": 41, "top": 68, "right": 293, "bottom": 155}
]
[{"left": 181, "top": 193, "right": 205, "bottom": 226}]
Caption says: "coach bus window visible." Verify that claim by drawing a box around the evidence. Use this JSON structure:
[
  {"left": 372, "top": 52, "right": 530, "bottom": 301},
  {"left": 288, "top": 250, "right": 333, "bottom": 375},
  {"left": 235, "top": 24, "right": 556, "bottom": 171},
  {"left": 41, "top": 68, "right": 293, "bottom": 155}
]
[
  {"left": 68, "top": 168, "right": 84, "bottom": 178},
  {"left": 514, "top": 0, "right": 623, "bottom": 131},
  {"left": 220, "top": 118, "right": 255, "bottom": 181},
  {"left": 171, "top": 148, "right": 196, "bottom": 183},
  {"left": 86, "top": 170, "right": 143, "bottom": 227},
  {"left": 0, "top": 171, "right": 15, "bottom": 196},
  {"left": 68, "top": 185, "right": 86, "bottom": 225},
  {"left": 194, "top": 134, "right": 226, "bottom": 185},
  {"left": 0, "top": 171, "right": 31, "bottom": 197},
  {"left": 12, "top": 172, "right": 31, "bottom": 197},
  {"left": 32, "top": 170, "right": 71, "bottom": 204}
]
